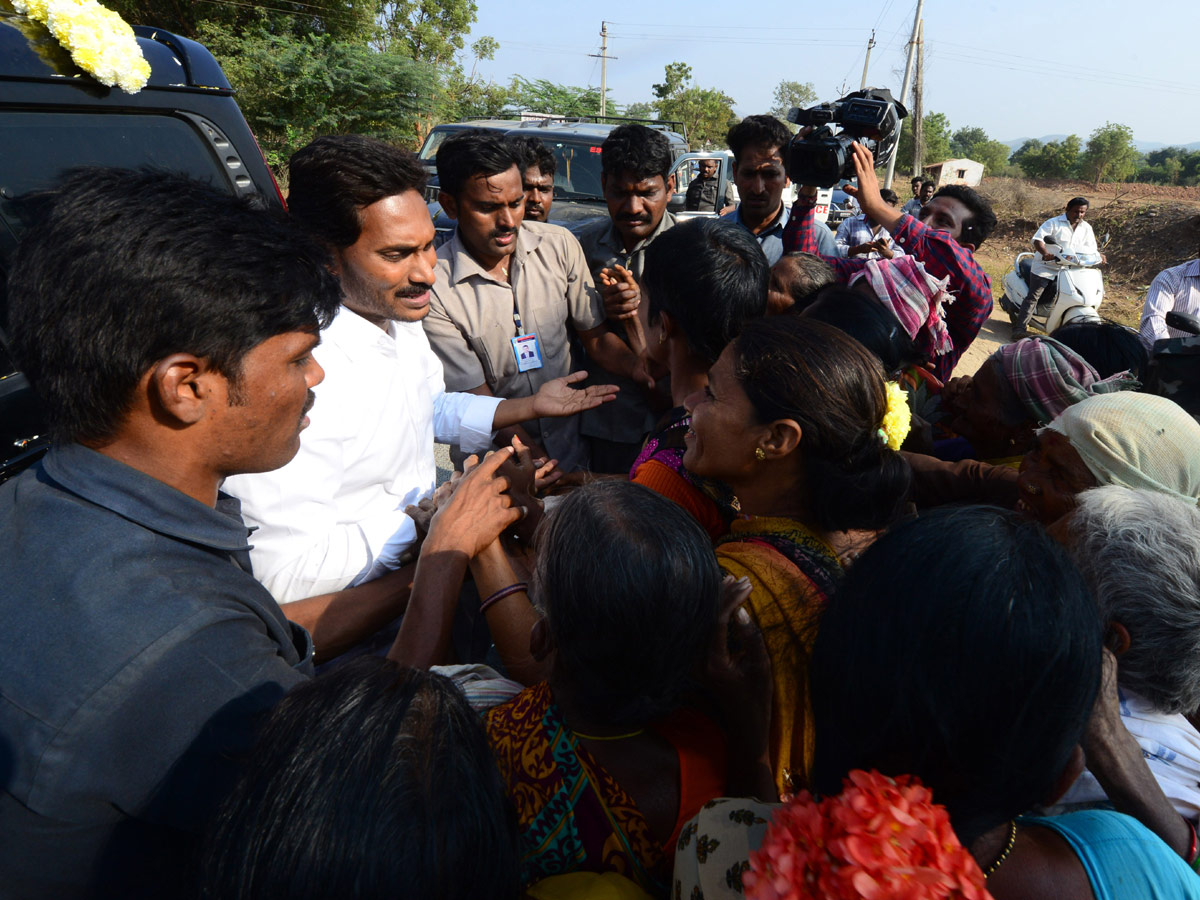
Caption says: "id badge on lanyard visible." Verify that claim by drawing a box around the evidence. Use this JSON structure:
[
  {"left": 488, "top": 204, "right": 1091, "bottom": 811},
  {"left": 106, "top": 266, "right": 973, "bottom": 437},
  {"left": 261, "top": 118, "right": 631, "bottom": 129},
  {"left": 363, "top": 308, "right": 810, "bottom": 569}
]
[
  {"left": 512, "top": 333, "right": 543, "bottom": 372},
  {"left": 510, "top": 293, "right": 543, "bottom": 373}
]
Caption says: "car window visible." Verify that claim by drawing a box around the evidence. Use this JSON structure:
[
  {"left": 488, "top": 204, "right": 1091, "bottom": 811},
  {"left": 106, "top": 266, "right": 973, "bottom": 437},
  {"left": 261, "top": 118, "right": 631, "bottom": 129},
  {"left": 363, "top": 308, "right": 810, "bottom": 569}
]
[
  {"left": 542, "top": 139, "right": 605, "bottom": 201},
  {"left": 418, "top": 127, "right": 462, "bottom": 161},
  {"left": 0, "top": 110, "right": 231, "bottom": 243}
]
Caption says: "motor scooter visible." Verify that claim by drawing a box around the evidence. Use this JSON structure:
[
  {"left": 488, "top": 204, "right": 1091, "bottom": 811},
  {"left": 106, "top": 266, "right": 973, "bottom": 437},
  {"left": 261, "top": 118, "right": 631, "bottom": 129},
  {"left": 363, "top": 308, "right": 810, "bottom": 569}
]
[{"left": 999, "top": 234, "right": 1109, "bottom": 334}]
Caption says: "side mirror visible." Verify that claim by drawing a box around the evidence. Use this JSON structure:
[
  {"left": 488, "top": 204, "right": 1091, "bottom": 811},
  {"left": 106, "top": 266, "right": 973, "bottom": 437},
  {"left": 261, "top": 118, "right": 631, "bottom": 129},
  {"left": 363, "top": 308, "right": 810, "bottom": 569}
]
[
  {"left": 1101, "top": 232, "right": 1111, "bottom": 247},
  {"left": 1043, "top": 235, "right": 1058, "bottom": 245},
  {"left": 1166, "top": 311, "right": 1200, "bottom": 336}
]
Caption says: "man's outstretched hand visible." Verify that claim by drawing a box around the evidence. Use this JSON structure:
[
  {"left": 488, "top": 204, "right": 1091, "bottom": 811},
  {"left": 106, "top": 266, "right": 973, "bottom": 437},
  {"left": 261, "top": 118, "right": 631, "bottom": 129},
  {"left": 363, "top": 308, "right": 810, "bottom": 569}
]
[{"left": 531, "top": 370, "right": 619, "bottom": 417}]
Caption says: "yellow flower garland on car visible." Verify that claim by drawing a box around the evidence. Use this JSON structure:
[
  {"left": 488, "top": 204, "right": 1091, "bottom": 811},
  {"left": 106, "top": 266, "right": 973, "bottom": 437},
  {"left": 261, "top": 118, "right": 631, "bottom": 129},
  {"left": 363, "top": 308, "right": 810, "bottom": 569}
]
[
  {"left": 13, "top": 0, "right": 150, "bottom": 94},
  {"left": 879, "top": 381, "right": 912, "bottom": 451}
]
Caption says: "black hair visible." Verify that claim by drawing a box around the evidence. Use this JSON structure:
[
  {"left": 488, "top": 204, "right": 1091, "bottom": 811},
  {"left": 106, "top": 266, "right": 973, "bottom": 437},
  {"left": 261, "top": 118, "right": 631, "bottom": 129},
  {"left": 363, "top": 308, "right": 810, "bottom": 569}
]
[
  {"left": 6, "top": 168, "right": 341, "bottom": 445},
  {"left": 436, "top": 129, "right": 521, "bottom": 200},
  {"left": 505, "top": 134, "right": 556, "bottom": 178},
  {"left": 1067, "top": 196, "right": 1089, "bottom": 209},
  {"left": 931, "top": 184, "right": 997, "bottom": 247},
  {"left": 725, "top": 114, "right": 792, "bottom": 163},
  {"left": 642, "top": 218, "right": 768, "bottom": 366},
  {"left": 197, "top": 659, "right": 520, "bottom": 900},
  {"left": 921, "top": 179, "right": 936, "bottom": 189},
  {"left": 534, "top": 481, "right": 721, "bottom": 726},
  {"left": 811, "top": 506, "right": 1102, "bottom": 846},
  {"left": 1051, "top": 319, "right": 1147, "bottom": 379},
  {"left": 731, "top": 316, "right": 912, "bottom": 532},
  {"left": 773, "top": 252, "right": 837, "bottom": 311},
  {"left": 879, "top": 188, "right": 900, "bottom": 207},
  {"left": 911, "top": 176, "right": 923, "bottom": 185},
  {"left": 600, "top": 123, "right": 672, "bottom": 181},
  {"left": 801, "top": 286, "right": 924, "bottom": 374},
  {"left": 288, "top": 135, "right": 428, "bottom": 249}
]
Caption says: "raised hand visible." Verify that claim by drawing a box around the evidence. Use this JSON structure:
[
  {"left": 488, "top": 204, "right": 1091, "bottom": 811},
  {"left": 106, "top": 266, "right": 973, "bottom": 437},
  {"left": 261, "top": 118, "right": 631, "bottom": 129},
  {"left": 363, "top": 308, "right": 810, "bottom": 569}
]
[
  {"left": 531, "top": 370, "right": 619, "bottom": 418},
  {"left": 599, "top": 264, "right": 640, "bottom": 321}
]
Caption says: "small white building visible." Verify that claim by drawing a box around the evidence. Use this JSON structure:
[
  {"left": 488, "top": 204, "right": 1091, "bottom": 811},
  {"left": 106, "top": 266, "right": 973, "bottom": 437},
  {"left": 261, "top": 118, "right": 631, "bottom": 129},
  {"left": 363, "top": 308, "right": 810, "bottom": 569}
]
[{"left": 924, "top": 158, "right": 984, "bottom": 187}]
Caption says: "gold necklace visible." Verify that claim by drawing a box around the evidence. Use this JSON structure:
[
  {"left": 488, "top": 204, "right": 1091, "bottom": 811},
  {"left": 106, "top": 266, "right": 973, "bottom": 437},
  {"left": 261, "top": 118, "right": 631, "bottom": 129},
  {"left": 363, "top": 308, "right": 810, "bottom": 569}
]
[
  {"left": 984, "top": 820, "right": 1018, "bottom": 877},
  {"left": 572, "top": 728, "right": 645, "bottom": 742}
]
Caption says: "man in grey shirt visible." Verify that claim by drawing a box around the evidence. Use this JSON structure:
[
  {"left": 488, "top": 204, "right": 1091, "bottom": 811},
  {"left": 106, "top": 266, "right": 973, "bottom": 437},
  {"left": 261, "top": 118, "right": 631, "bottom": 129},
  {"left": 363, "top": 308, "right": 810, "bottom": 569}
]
[
  {"left": 574, "top": 123, "right": 677, "bottom": 473},
  {"left": 425, "top": 130, "right": 639, "bottom": 471}
]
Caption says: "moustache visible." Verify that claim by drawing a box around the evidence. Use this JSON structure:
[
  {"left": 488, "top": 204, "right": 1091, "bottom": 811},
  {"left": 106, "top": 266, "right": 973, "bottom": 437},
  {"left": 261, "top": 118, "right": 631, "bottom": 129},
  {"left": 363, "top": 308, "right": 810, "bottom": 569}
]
[
  {"left": 394, "top": 284, "right": 431, "bottom": 299},
  {"left": 619, "top": 215, "right": 651, "bottom": 225},
  {"left": 489, "top": 227, "right": 517, "bottom": 240},
  {"left": 302, "top": 390, "right": 316, "bottom": 417}
]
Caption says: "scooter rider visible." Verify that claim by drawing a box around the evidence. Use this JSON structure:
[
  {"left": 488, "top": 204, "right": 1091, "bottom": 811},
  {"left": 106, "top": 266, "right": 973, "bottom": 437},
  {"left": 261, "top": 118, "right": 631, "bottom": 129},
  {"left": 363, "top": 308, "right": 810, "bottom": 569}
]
[{"left": 1012, "top": 196, "right": 1104, "bottom": 338}]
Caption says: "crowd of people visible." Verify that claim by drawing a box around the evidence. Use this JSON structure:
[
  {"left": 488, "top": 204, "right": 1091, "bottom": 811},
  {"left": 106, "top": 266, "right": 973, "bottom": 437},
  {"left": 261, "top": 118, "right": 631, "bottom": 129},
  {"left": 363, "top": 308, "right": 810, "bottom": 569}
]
[{"left": 2, "top": 113, "right": 1200, "bottom": 900}]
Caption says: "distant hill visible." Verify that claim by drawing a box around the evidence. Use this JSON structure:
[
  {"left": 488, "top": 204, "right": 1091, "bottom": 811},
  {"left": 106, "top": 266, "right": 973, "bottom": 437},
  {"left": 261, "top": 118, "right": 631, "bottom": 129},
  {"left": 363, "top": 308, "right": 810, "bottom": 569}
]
[{"left": 1002, "top": 135, "right": 1200, "bottom": 153}]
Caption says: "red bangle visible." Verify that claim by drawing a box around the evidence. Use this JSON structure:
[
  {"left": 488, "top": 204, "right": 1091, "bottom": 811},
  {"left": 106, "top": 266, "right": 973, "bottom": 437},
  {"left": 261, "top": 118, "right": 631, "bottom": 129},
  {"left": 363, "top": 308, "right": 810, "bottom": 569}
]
[
  {"left": 479, "top": 582, "right": 528, "bottom": 614},
  {"left": 1185, "top": 816, "right": 1198, "bottom": 868}
]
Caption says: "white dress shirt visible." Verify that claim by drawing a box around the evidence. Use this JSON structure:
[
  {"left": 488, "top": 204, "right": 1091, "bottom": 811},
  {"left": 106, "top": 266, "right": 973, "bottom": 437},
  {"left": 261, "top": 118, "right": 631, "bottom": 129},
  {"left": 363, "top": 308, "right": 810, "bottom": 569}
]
[
  {"left": 224, "top": 307, "right": 501, "bottom": 604},
  {"left": 1139, "top": 259, "right": 1200, "bottom": 347},
  {"left": 1030, "top": 213, "right": 1098, "bottom": 279}
]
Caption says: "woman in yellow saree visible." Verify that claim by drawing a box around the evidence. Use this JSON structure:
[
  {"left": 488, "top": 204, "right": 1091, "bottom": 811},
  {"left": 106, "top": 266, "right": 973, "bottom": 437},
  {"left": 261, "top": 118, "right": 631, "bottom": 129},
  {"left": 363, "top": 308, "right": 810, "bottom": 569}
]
[{"left": 682, "top": 316, "right": 912, "bottom": 797}]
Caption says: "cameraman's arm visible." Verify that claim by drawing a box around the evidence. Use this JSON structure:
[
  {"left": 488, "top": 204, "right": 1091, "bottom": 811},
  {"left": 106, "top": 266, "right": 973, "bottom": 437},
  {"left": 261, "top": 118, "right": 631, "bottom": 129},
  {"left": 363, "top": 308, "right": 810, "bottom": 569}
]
[{"left": 845, "top": 143, "right": 903, "bottom": 235}]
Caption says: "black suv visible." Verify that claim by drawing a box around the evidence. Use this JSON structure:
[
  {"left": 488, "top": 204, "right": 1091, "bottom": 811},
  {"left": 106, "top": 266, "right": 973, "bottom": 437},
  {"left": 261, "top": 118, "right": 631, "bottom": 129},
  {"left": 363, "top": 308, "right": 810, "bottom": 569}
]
[
  {"left": 0, "top": 3, "right": 284, "bottom": 482},
  {"left": 417, "top": 117, "right": 735, "bottom": 238}
]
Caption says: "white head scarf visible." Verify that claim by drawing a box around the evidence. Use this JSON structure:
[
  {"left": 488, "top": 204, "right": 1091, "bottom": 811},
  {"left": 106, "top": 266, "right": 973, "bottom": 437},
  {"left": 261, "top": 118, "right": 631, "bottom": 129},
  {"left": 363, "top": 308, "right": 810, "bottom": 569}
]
[{"left": 1046, "top": 393, "right": 1200, "bottom": 506}]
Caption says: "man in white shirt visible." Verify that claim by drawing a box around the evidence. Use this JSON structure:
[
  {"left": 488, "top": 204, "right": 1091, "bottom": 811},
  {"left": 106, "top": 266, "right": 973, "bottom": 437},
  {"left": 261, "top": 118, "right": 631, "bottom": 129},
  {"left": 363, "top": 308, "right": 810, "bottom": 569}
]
[
  {"left": 1012, "top": 196, "right": 1100, "bottom": 338},
  {"left": 1139, "top": 249, "right": 1200, "bottom": 348},
  {"left": 224, "top": 136, "right": 614, "bottom": 641}
]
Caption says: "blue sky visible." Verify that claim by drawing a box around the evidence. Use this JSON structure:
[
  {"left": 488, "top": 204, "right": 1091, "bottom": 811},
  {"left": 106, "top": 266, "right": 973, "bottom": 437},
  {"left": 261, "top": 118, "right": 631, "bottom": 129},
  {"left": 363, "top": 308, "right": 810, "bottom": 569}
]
[{"left": 465, "top": 0, "right": 1197, "bottom": 147}]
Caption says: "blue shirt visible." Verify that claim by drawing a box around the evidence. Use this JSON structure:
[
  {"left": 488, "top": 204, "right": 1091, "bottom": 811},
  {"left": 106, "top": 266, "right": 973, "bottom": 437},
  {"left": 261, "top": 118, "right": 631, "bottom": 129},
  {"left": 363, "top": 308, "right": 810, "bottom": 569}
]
[
  {"left": 1022, "top": 811, "right": 1200, "bottom": 899},
  {"left": 833, "top": 213, "right": 905, "bottom": 259},
  {"left": 723, "top": 203, "right": 836, "bottom": 265},
  {"left": 0, "top": 444, "right": 313, "bottom": 898}
]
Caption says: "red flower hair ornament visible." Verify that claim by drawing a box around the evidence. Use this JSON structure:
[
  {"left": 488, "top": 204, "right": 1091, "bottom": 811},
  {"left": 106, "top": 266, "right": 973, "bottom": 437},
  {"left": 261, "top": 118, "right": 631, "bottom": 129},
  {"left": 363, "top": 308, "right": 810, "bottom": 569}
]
[{"left": 745, "top": 770, "right": 992, "bottom": 900}]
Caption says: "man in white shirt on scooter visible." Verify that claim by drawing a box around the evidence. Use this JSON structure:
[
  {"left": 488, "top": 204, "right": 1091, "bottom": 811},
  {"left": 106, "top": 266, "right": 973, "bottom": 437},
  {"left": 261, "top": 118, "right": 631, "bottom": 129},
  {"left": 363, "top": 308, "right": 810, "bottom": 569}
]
[{"left": 1012, "top": 196, "right": 1102, "bottom": 339}]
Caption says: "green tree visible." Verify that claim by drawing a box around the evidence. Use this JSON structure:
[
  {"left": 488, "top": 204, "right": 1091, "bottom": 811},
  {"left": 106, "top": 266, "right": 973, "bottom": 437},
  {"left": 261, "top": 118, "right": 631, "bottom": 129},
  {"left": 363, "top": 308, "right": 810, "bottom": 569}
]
[
  {"left": 949, "top": 126, "right": 988, "bottom": 158},
  {"left": 198, "top": 23, "right": 435, "bottom": 174},
  {"left": 107, "top": 0, "right": 374, "bottom": 40},
  {"left": 975, "top": 140, "right": 1012, "bottom": 174},
  {"left": 650, "top": 62, "right": 737, "bottom": 147},
  {"left": 1012, "top": 135, "right": 1080, "bottom": 178},
  {"left": 769, "top": 79, "right": 817, "bottom": 131},
  {"left": 624, "top": 101, "right": 657, "bottom": 121},
  {"left": 1081, "top": 122, "right": 1138, "bottom": 186},
  {"left": 896, "top": 111, "right": 951, "bottom": 173},
  {"left": 507, "top": 77, "right": 611, "bottom": 117},
  {"left": 375, "top": 0, "right": 479, "bottom": 65}
]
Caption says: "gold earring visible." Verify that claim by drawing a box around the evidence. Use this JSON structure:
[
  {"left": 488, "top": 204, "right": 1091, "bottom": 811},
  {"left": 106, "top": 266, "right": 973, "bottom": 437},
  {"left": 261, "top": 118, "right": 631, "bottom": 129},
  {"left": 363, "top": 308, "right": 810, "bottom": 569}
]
[{"left": 755, "top": 447, "right": 766, "bottom": 461}]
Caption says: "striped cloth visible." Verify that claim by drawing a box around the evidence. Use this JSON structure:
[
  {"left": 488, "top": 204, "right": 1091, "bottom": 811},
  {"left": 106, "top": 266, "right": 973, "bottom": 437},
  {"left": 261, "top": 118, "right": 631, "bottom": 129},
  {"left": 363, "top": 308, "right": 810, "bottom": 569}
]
[
  {"left": 995, "top": 336, "right": 1139, "bottom": 426},
  {"left": 849, "top": 256, "right": 954, "bottom": 362}
]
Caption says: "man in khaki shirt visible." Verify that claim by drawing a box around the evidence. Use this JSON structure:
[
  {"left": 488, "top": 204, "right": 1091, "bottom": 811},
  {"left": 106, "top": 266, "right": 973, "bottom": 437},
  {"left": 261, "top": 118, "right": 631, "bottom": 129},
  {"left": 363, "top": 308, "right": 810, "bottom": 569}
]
[
  {"left": 573, "top": 123, "right": 678, "bottom": 473},
  {"left": 425, "top": 130, "right": 646, "bottom": 471}
]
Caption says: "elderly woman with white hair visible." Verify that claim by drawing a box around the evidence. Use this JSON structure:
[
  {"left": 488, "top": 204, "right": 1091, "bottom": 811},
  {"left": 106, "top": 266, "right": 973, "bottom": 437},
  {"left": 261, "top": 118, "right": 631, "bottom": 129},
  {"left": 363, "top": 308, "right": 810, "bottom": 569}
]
[
  {"left": 1056, "top": 485, "right": 1200, "bottom": 828},
  {"left": 1046, "top": 487, "right": 1200, "bottom": 883}
]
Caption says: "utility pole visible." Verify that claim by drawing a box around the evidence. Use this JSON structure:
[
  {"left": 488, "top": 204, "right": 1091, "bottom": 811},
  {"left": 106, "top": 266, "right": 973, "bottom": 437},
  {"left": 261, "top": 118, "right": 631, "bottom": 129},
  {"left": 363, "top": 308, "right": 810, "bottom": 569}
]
[
  {"left": 912, "top": 19, "right": 924, "bottom": 180},
  {"left": 859, "top": 30, "right": 876, "bottom": 90},
  {"left": 884, "top": 0, "right": 925, "bottom": 189},
  {"left": 588, "top": 22, "right": 617, "bottom": 119}
]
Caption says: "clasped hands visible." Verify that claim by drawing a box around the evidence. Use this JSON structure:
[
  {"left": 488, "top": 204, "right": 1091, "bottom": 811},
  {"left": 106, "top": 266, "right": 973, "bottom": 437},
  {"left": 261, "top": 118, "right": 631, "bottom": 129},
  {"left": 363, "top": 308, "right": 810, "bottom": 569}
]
[{"left": 407, "top": 437, "right": 557, "bottom": 559}]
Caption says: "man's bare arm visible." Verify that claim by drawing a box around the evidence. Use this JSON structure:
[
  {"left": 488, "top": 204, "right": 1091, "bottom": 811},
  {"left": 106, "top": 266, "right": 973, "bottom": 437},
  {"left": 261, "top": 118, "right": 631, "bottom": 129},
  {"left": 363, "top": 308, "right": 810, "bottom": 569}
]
[{"left": 283, "top": 564, "right": 415, "bottom": 664}]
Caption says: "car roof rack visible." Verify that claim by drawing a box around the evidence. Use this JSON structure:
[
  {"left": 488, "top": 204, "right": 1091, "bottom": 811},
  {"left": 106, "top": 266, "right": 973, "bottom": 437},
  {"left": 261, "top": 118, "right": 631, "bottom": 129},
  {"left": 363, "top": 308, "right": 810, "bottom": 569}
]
[{"left": 460, "top": 113, "right": 687, "bottom": 141}]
